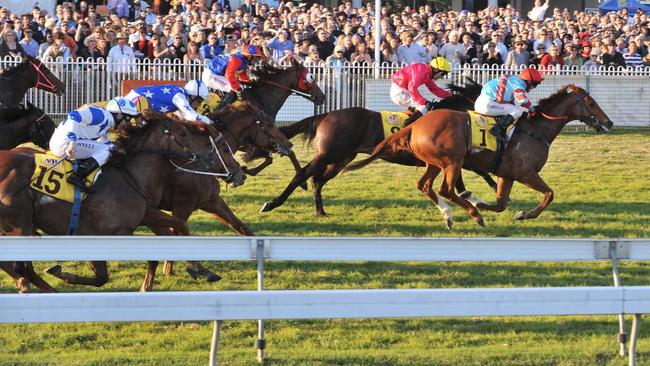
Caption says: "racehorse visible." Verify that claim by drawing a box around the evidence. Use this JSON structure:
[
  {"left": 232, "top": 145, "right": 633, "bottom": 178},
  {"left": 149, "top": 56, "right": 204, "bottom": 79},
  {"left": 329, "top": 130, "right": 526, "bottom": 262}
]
[
  {"left": 0, "top": 102, "right": 55, "bottom": 150},
  {"left": 0, "top": 110, "right": 244, "bottom": 292},
  {"left": 149, "top": 60, "right": 326, "bottom": 285},
  {"left": 258, "top": 80, "right": 495, "bottom": 216},
  {"left": 0, "top": 56, "right": 65, "bottom": 114},
  {"left": 140, "top": 106, "right": 291, "bottom": 290},
  {"left": 343, "top": 84, "right": 613, "bottom": 229}
]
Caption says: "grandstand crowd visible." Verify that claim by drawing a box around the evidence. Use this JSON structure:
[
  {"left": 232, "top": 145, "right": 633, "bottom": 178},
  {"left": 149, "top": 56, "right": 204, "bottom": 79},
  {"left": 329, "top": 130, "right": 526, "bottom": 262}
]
[{"left": 0, "top": 0, "right": 649, "bottom": 70}]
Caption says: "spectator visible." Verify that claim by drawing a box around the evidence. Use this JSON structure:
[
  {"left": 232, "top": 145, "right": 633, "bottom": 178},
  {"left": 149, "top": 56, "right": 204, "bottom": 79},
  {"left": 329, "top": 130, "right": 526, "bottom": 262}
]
[
  {"left": 43, "top": 32, "right": 71, "bottom": 61},
  {"left": 326, "top": 45, "right": 348, "bottom": 65},
  {"left": 18, "top": 28, "right": 39, "bottom": 57},
  {"left": 184, "top": 41, "right": 205, "bottom": 64},
  {"left": 642, "top": 52, "right": 650, "bottom": 68},
  {"left": 397, "top": 31, "right": 427, "bottom": 64},
  {"left": 0, "top": 30, "right": 25, "bottom": 59},
  {"left": 602, "top": 40, "right": 626, "bottom": 68},
  {"left": 563, "top": 44, "right": 583, "bottom": 69},
  {"left": 304, "top": 45, "right": 323, "bottom": 66},
  {"left": 460, "top": 32, "right": 479, "bottom": 66},
  {"left": 533, "top": 29, "right": 554, "bottom": 52},
  {"left": 267, "top": 29, "right": 294, "bottom": 61},
  {"left": 80, "top": 36, "right": 104, "bottom": 60},
  {"left": 350, "top": 42, "right": 372, "bottom": 65},
  {"left": 528, "top": 0, "right": 550, "bottom": 21},
  {"left": 438, "top": 30, "right": 465, "bottom": 67},
  {"left": 169, "top": 34, "right": 187, "bottom": 60},
  {"left": 482, "top": 42, "right": 503, "bottom": 67},
  {"left": 530, "top": 43, "right": 547, "bottom": 67},
  {"left": 482, "top": 31, "right": 507, "bottom": 61},
  {"left": 380, "top": 38, "right": 398, "bottom": 64},
  {"left": 107, "top": 32, "right": 136, "bottom": 73},
  {"left": 579, "top": 41, "right": 593, "bottom": 63},
  {"left": 311, "top": 28, "right": 335, "bottom": 60},
  {"left": 623, "top": 41, "right": 643, "bottom": 69},
  {"left": 129, "top": 21, "right": 151, "bottom": 59},
  {"left": 151, "top": 34, "right": 174, "bottom": 61},
  {"left": 201, "top": 32, "right": 223, "bottom": 60},
  {"left": 505, "top": 39, "right": 530, "bottom": 69},
  {"left": 582, "top": 49, "right": 603, "bottom": 72},
  {"left": 38, "top": 31, "right": 54, "bottom": 59},
  {"left": 540, "top": 45, "right": 564, "bottom": 71}
]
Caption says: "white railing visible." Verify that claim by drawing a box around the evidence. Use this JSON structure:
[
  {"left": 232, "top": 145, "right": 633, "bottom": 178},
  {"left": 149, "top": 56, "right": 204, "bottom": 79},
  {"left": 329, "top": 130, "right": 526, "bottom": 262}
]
[
  {"left": 1, "top": 236, "right": 649, "bottom": 366},
  {"left": 2, "top": 56, "right": 649, "bottom": 128}
]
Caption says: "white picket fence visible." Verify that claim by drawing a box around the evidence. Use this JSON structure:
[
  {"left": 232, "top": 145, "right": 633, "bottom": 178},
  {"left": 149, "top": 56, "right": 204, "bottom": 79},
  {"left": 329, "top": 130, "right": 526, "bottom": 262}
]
[{"left": 1, "top": 236, "right": 649, "bottom": 366}]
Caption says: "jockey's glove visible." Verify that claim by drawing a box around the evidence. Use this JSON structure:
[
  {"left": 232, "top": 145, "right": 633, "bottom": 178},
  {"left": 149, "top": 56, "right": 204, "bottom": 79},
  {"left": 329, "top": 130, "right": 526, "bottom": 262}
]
[{"left": 425, "top": 100, "right": 438, "bottom": 111}]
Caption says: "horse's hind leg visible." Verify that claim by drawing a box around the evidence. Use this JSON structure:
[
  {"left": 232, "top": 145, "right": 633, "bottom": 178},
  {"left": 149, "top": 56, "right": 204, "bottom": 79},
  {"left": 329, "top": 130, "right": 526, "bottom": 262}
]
[
  {"left": 45, "top": 261, "right": 109, "bottom": 287},
  {"left": 513, "top": 173, "right": 554, "bottom": 220},
  {"left": 0, "top": 261, "right": 30, "bottom": 293},
  {"left": 438, "top": 165, "right": 484, "bottom": 227},
  {"left": 312, "top": 155, "right": 357, "bottom": 217},
  {"left": 416, "top": 165, "right": 453, "bottom": 229},
  {"left": 24, "top": 262, "right": 57, "bottom": 293}
]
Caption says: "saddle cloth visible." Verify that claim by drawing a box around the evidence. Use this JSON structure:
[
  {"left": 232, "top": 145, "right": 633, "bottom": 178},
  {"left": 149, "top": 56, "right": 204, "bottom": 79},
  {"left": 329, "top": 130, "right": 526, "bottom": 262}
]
[
  {"left": 380, "top": 111, "right": 409, "bottom": 139},
  {"left": 30, "top": 153, "right": 101, "bottom": 203},
  {"left": 468, "top": 111, "right": 515, "bottom": 152},
  {"left": 195, "top": 92, "right": 244, "bottom": 115}
]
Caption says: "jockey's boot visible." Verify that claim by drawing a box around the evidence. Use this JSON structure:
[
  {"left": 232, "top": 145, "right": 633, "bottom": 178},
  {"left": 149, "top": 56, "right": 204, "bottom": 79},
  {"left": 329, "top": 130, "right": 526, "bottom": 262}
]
[
  {"left": 403, "top": 110, "right": 423, "bottom": 127},
  {"left": 489, "top": 115, "right": 515, "bottom": 143},
  {"left": 67, "top": 158, "right": 99, "bottom": 193},
  {"left": 214, "top": 90, "right": 238, "bottom": 113}
]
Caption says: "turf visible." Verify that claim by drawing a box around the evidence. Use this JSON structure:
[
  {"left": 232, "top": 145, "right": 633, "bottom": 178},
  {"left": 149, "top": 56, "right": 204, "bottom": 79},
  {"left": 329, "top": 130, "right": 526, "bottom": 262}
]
[{"left": 1, "top": 131, "right": 650, "bottom": 365}]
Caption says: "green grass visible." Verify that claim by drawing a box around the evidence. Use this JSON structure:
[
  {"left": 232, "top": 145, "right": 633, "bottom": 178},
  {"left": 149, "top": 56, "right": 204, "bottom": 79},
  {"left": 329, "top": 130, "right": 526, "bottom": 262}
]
[{"left": 2, "top": 131, "right": 650, "bottom": 365}]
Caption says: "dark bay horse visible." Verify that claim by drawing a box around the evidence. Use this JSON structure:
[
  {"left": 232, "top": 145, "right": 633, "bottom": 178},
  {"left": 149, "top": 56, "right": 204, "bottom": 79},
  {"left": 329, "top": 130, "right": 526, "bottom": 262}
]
[
  {"left": 0, "top": 56, "right": 65, "bottom": 114},
  {"left": 258, "top": 80, "right": 494, "bottom": 216},
  {"left": 0, "top": 110, "right": 243, "bottom": 293},
  {"left": 344, "top": 84, "right": 613, "bottom": 229},
  {"left": 0, "top": 102, "right": 55, "bottom": 149}
]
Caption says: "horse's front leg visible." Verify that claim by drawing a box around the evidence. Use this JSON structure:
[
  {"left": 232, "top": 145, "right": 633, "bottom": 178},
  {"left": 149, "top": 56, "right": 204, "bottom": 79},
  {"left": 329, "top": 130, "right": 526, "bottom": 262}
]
[
  {"left": 288, "top": 151, "right": 308, "bottom": 191},
  {"left": 475, "top": 177, "right": 514, "bottom": 213},
  {"left": 513, "top": 173, "right": 554, "bottom": 220},
  {"left": 242, "top": 156, "right": 273, "bottom": 176}
]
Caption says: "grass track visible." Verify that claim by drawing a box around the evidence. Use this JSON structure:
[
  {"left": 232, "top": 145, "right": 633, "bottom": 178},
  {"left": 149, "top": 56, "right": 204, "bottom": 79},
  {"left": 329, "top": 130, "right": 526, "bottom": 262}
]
[{"left": 1, "top": 131, "right": 650, "bottom": 365}]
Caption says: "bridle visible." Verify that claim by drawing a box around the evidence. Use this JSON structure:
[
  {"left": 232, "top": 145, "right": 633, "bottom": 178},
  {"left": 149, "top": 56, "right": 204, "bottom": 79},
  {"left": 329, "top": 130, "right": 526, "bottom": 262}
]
[
  {"left": 29, "top": 59, "right": 60, "bottom": 94},
  {"left": 169, "top": 131, "right": 238, "bottom": 179},
  {"left": 533, "top": 90, "right": 595, "bottom": 123},
  {"left": 261, "top": 67, "right": 317, "bottom": 100}
]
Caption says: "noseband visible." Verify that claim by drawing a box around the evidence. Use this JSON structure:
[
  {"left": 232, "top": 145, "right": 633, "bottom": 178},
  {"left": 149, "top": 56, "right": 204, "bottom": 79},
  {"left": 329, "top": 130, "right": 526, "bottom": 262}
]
[{"left": 30, "top": 60, "right": 59, "bottom": 93}]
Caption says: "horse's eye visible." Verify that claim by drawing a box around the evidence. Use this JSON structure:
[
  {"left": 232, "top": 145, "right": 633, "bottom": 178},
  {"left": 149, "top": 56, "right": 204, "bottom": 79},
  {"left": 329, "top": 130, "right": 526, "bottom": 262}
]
[{"left": 306, "top": 73, "right": 315, "bottom": 83}]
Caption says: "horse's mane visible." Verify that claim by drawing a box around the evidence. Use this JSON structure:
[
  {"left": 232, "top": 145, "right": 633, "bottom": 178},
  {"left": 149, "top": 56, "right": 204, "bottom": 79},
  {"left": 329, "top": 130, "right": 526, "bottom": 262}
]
[
  {"left": 243, "top": 60, "right": 297, "bottom": 89},
  {"left": 0, "top": 58, "right": 29, "bottom": 78},
  {"left": 536, "top": 84, "right": 582, "bottom": 111}
]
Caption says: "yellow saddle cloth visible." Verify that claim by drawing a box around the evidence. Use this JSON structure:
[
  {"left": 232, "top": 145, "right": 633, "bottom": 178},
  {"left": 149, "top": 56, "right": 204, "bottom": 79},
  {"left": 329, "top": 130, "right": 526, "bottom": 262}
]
[
  {"left": 380, "top": 111, "right": 410, "bottom": 139},
  {"left": 196, "top": 92, "right": 244, "bottom": 115},
  {"left": 468, "top": 111, "right": 515, "bottom": 152},
  {"left": 30, "top": 153, "right": 101, "bottom": 203}
]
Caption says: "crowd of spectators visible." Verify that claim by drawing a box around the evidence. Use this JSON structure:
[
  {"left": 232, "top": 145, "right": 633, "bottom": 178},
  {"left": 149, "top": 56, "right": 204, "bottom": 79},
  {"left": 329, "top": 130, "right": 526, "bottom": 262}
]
[{"left": 0, "top": 0, "right": 649, "bottom": 72}]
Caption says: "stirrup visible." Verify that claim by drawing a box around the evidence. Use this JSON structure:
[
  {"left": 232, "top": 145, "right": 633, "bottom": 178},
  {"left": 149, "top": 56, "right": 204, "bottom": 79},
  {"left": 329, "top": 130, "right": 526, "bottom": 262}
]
[
  {"left": 67, "top": 176, "right": 93, "bottom": 193},
  {"left": 489, "top": 126, "right": 506, "bottom": 142}
]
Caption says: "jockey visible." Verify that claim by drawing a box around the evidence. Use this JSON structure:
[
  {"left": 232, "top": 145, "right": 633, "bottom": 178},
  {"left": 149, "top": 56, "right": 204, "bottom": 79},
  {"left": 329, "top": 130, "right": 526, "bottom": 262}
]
[
  {"left": 475, "top": 67, "right": 544, "bottom": 142},
  {"left": 49, "top": 97, "right": 140, "bottom": 192},
  {"left": 201, "top": 44, "right": 265, "bottom": 113},
  {"left": 125, "top": 80, "right": 212, "bottom": 124},
  {"left": 390, "top": 56, "right": 452, "bottom": 126}
]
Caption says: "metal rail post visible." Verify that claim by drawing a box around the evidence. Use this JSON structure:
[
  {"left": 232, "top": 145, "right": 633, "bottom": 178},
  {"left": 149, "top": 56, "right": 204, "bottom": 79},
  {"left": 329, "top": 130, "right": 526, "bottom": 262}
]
[
  {"left": 610, "top": 242, "right": 628, "bottom": 356},
  {"left": 208, "top": 320, "right": 224, "bottom": 366},
  {"left": 628, "top": 314, "right": 642, "bottom": 366},
  {"left": 255, "top": 239, "right": 266, "bottom": 363}
]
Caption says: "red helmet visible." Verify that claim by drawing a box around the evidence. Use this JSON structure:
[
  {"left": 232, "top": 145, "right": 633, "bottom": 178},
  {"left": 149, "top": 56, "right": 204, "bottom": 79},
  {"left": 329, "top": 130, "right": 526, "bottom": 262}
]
[
  {"left": 242, "top": 45, "right": 264, "bottom": 58},
  {"left": 518, "top": 68, "right": 544, "bottom": 83}
]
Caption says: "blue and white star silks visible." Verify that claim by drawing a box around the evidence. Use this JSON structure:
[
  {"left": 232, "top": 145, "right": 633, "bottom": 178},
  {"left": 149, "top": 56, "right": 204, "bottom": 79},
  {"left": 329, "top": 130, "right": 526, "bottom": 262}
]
[{"left": 125, "top": 85, "right": 212, "bottom": 124}]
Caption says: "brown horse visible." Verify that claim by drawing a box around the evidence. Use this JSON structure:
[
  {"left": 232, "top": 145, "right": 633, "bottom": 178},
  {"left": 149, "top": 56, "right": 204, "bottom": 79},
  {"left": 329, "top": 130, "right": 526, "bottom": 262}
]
[
  {"left": 343, "top": 84, "right": 613, "bottom": 229},
  {"left": 0, "top": 102, "right": 55, "bottom": 150},
  {"left": 0, "top": 110, "right": 244, "bottom": 293},
  {"left": 0, "top": 56, "right": 65, "bottom": 113},
  {"left": 258, "top": 80, "right": 496, "bottom": 216}
]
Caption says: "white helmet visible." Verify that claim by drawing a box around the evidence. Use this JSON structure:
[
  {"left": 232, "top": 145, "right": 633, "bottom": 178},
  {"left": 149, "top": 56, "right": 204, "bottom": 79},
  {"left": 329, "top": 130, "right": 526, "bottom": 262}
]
[
  {"left": 106, "top": 97, "right": 140, "bottom": 116},
  {"left": 184, "top": 80, "right": 209, "bottom": 99}
]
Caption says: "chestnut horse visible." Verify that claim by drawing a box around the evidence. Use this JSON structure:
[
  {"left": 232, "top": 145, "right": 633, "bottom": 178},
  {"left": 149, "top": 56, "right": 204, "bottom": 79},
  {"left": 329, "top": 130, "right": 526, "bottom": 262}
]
[
  {"left": 0, "top": 110, "right": 244, "bottom": 293},
  {"left": 258, "top": 80, "right": 496, "bottom": 216},
  {"left": 344, "top": 85, "right": 613, "bottom": 229}
]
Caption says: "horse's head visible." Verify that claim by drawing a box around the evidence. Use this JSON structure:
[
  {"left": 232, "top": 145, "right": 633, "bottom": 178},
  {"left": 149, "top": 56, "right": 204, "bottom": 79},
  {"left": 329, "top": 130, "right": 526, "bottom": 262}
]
[
  {"left": 290, "top": 59, "right": 326, "bottom": 105},
  {"left": 562, "top": 85, "right": 613, "bottom": 133},
  {"left": 24, "top": 102, "right": 56, "bottom": 149},
  {"left": 25, "top": 56, "right": 65, "bottom": 96},
  {"left": 245, "top": 107, "right": 293, "bottom": 156}
]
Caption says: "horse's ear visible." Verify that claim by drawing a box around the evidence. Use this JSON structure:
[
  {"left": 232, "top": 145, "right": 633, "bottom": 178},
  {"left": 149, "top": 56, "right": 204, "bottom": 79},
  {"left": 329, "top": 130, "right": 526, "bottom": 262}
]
[
  {"left": 26, "top": 101, "right": 36, "bottom": 110},
  {"left": 291, "top": 57, "right": 302, "bottom": 69}
]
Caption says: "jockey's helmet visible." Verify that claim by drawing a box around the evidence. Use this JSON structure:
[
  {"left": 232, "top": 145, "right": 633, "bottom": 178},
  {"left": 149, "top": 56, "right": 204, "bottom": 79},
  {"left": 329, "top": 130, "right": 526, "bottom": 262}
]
[
  {"left": 429, "top": 56, "right": 452, "bottom": 74},
  {"left": 107, "top": 97, "right": 139, "bottom": 116},
  {"left": 518, "top": 67, "right": 544, "bottom": 87},
  {"left": 184, "top": 80, "right": 210, "bottom": 99},
  {"left": 242, "top": 44, "right": 264, "bottom": 59}
]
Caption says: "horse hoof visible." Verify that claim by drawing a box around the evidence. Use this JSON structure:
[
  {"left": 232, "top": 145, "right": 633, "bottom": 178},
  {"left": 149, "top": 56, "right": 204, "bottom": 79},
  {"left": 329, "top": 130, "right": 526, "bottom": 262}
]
[
  {"left": 474, "top": 217, "right": 485, "bottom": 227},
  {"left": 514, "top": 211, "right": 527, "bottom": 220},
  {"left": 17, "top": 277, "right": 30, "bottom": 293},
  {"left": 459, "top": 191, "right": 472, "bottom": 199},
  {"left": 45, "top": 265, "right": 62, "bottom": 276},
  {"left": 185, "top": 267, "right": 200, "bottom": 281},
  {"left": 444, "top": 219, "right": 453, "bottom": 230},
  {"left": 260, "top": 201, "right": 274, "bottom": 212},
  {"left": 316, "top": 211, "right": 328, "bottom": 217},
  {"left": 299, "top": 182, "right": 308, "bottom": 191},
  {"left": 206, "top": 273, "right": 222, "bottom": 283}
]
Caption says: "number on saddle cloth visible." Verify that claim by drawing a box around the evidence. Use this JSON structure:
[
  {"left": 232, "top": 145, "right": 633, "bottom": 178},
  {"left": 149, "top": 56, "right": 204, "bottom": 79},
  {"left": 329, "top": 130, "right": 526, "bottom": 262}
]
[
  {"left": 30, "top": 154, "right": 101, "bottom": 203},
  {"left": 468, "top": 111, "right": 505, "bottom": 151}
]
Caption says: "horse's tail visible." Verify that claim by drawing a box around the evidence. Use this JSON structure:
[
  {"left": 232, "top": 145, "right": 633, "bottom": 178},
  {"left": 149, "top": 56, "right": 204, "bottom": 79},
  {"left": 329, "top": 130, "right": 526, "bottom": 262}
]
[
  {"left": 280, "top": 113, "right": 327, "bottom": 142},
  {"left": 343, "top": 126, "right": 413, "bottom": 173}
]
